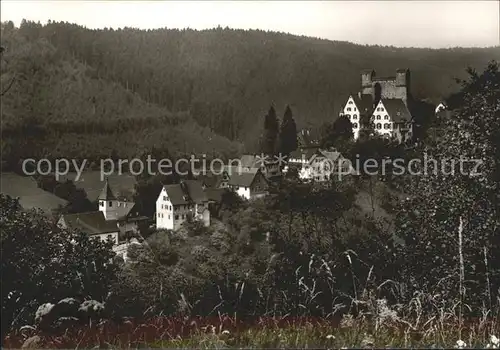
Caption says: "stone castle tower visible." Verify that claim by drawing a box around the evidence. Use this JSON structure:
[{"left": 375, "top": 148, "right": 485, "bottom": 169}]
[{"left": 361, "top": 69, "right": 411, "bottom": 105}]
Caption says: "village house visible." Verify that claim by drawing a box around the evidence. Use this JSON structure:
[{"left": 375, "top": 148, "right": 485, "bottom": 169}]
[
  {"left": 240, "top": 154, "right": 281, "bottom": 179},
  {"left": 57, "top": 179, "right": 148, "bottom": 250},
  {"left": 340, "top": 69, "right": 414, "bottom": 142},
  {"left": 285, "top": 148, "right": 317, "bottom": 180},
  {"left": 285, "top": 149, "right": 356, "bottom": 182},
  {"left": 227, "top": 167, "right": 269, "bottom": 200},
  {"left": 156, "top": 180, "right": 210, "bottom": 231}
]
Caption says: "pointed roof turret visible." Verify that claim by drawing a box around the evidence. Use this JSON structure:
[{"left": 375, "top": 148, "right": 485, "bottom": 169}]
[{"left": 98, "top": 178, "right": 116, "bottom": 200}]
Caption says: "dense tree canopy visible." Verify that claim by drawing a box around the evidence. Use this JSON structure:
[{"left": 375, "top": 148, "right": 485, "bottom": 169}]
[
  {"left": 395, "top": 62, "right": 500, "bottom": 308},
  {"left": 0, "top": 194, "right": 118, "bottom": 343}
]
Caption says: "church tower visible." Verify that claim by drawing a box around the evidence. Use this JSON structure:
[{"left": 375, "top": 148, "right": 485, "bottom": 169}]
[{"left": 98, "top": 178, "right": 118, "bottom": 220}]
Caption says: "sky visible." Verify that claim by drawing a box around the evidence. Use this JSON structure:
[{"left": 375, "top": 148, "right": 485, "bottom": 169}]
[{"left": 1, "top": 1, "right": 499, "bottom": 48}]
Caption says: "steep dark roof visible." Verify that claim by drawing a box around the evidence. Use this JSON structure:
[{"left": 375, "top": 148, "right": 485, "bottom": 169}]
[
  {"left": 61, "top": 211, "right": 118, "bottom": 235},
  {"left": 228, "top": 171, "right": 259, "bottom": 187},
  {"left": 196, "top": 173, "right": 221, "bottom": 189},
  {"left": 163, "top": 180, "right": 207, "bottom": 205},
  {"left": 204, "top": 187, "right": 227, "bottom": 203},
  {"left": 352, "top": 94, "right": 374, "bottom": 116},
  {"left": 381, "top": 99, "right": 412, "bottom": 123},
  {"left": 98, "top": 179, "right": 116, "bottom": 200},
  {"left": 121, "top": 203, "right": 148, "bottom": 221}
]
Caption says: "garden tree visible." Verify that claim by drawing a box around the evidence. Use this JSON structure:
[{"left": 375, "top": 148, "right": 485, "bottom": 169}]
[
  {"left": 133, "top": 173, "right": 179, "bottom": 218},
  {"left": 260, "top": 106, "right": 280, "bottom": 155},
  {"left": 278, "top": 105, "right": 298, "bottom": 157},
  {"left": 0, "top": 45, "right": 15, "bottom": 97},
  {"left": 407, "top": 98, "right": 436, "bottom": 142},
  {"left": 395, "top": 62, "right": 500, "bottom": 311},
  {"left": 348, "top": 135, "right": 406, "bottom": 180},
  {"left": 320, "top": 115, "right": 353, "bottom": 152},
  {"left": 0, "top": 194, "right": 117, "bottom": 344},
  {"left": 357, "top": 114, "right": 375, "bottom": 141}
]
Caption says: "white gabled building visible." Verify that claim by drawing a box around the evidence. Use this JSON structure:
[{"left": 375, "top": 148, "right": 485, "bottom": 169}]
[
  {"left": 340, "top": 96, "right": 413, "bottom": 142},
  {"left": 371, "top": 98, "right": 413, "bottom": 142},
  {"left": 156, "top": 180, "right": 210, "bottom": 231},
  {"left": 340, "top": 69, "right": 414, "bottom": 143}
]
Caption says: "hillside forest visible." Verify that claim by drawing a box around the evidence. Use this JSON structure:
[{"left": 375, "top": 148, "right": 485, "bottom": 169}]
[{"left": 1, "top": 20, "right": 499, "bottom": 167}]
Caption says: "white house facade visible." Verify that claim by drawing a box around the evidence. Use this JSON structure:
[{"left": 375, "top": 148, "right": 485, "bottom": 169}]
[
  {"left": 156, "top": 180, "right": 210, "bottom": 231},
  {"left": 226, "top": 168, "right": 269, "bottom": 200}
]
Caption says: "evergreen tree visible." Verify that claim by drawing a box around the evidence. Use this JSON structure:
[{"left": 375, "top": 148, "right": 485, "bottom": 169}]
[
  {"left": 320, "top": 115, "right": 353, "bottom": 149},
  {"left": 278, "top": 105, "right": 298, "bottom": 157},
  {"left": 260, "top": 105, "right": 280, "bottom": 155}
]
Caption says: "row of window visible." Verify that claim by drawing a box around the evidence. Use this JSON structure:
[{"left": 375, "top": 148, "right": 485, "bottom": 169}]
[
  {"left": 376, "top": 107, "right": 385, "bottom": 112},
  {"left": 346, "top": 107, "right": 357, "bottom": 112},
  {"left": 157, "top": 213, "right": 185, "bottom": 220},
  {"left": 375, "top": 115, "right": 390, "bottom": 120},
  {"left": 99, "top": 201, "right": 129, "bottom": 208},
  {"left": 375, "top": 123, "right": 392, "bottom": 130},
  {"left": 160, "top": 203, "right": 194, "bottom": 210}
]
